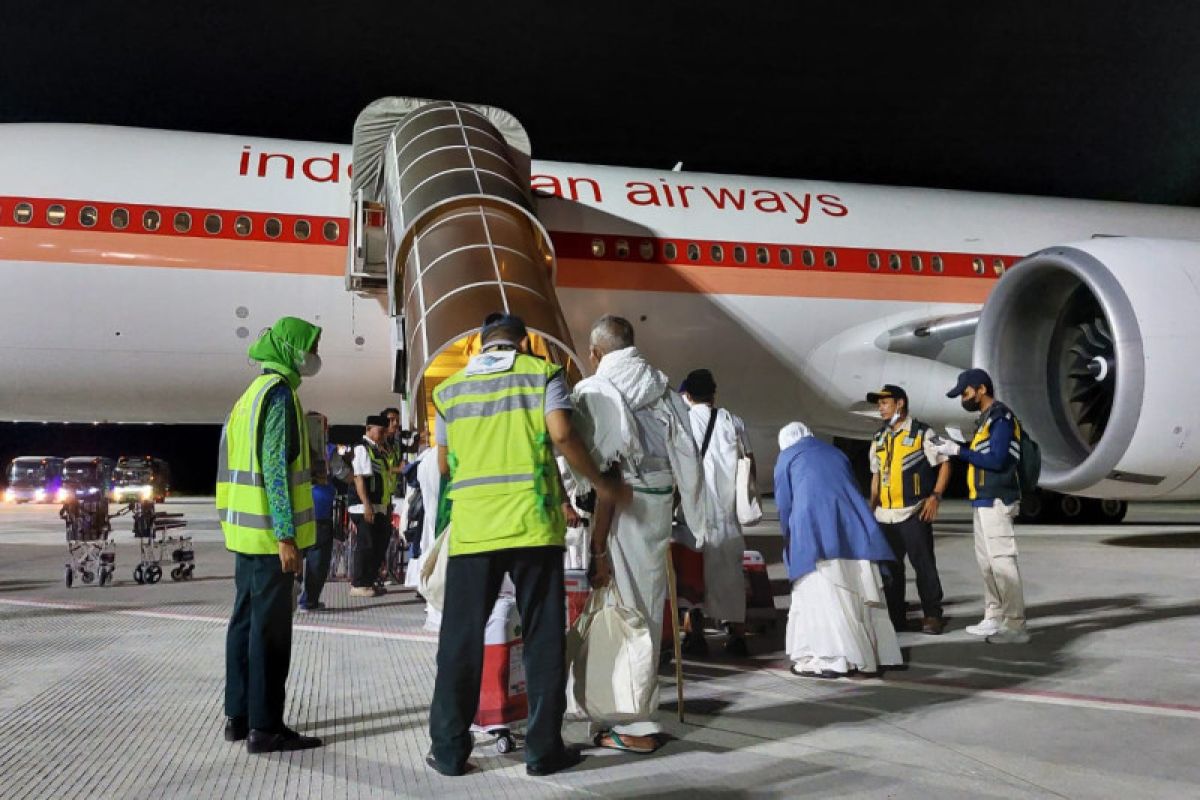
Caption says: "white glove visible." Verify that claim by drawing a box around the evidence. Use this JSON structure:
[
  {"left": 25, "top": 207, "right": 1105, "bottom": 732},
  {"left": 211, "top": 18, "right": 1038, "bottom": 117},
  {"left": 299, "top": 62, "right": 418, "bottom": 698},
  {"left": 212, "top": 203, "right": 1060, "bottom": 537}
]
[{"left": 935, "top": 440, "right": 961, "bottom": 458}]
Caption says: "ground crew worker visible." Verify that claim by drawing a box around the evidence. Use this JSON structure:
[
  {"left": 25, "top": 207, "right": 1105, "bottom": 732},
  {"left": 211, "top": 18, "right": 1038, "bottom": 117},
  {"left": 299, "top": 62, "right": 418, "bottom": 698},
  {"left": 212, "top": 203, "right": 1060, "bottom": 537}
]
[
  {"left": 426, "top": 313, "right": 629, "bottom": 778},
  {"left": 217, "top": 316, "right": 323, "bottom": 754},
  {"left": 866, "top": 384, "right": 950, "bottom": 635},
  {"left": 937, "top": 368, "right": 1030, "bottom": 644}
]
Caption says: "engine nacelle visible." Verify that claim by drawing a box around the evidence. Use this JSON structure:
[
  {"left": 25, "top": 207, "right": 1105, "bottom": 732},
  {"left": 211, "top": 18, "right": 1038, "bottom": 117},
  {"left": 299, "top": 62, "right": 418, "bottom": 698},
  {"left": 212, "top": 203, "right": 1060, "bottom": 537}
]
[{"left": 976, "top": 237, "right": 1200, "bottom": 499}]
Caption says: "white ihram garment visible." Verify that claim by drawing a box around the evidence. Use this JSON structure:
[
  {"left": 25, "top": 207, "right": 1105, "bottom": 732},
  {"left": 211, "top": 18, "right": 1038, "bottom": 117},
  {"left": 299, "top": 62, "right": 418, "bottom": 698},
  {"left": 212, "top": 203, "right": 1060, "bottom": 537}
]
[
  {"left": 786, "top": 559, "right": 903, "bottom": 675},
  {"left": 688, "top": 404, "right": 750, "bottom": 623},
  {"left": 571, "top": 347, "right": 712, "bottom": 736},
  {"left": 399, "top": 447, "right": 445, "bottom": 631}
]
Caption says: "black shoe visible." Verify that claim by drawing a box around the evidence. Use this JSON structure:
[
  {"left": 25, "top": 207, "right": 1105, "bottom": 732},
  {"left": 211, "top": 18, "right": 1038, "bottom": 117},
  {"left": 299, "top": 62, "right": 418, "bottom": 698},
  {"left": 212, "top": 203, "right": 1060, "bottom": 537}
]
[
  {"left": 425, "top": 752, "right": 469, "bottom": 777},
  {"left": 527, "top": 747, "right": 583, "bottom": 776},
  {"left": 224, "top": 717, "right": 248, "bottom": 742},
  {"left": 246, "top": 726, "right": 322, "bottom": 754},
  {"left": 723, "top": 636, "right": 749, "bottom": 657}
]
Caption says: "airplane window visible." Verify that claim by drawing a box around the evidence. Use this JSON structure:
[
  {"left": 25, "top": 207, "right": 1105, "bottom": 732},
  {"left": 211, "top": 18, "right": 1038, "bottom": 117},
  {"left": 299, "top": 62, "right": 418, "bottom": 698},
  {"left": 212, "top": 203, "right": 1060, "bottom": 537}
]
[
  {"left": 47, "top": 204, "right": 66, "bottom": 226},
  {"left": 322, "top": 220, "right": 339, "bottom": 242},
  {"left": 265, "top": 218, "right": 282, "bottom": 239},
  {"left": 142, "top": 210, "right": 161, "bottom": 232},
  {"left": 79, "top": 206, "right": 98, "bottom": 228},
  {"left": 888, "top": 253, "right": 901, "bottom": 271},
  {"left": 779, "top": 248, "right": 792, "bottom": 266},
  {"left": 687, "top": 243, "right": 700, "bottom": 261},
  {"left": 615, "top": 239, "right": 630, "bottom": 258},
  {"left": 14, "top": 202, "right": 33, "bottom": 224},
  {"left": 294, "top": 219, "right": 311, "bottom": 240},
  {"left": 639, "top": 241, "right": 654, "bottom": 260},
  {"left": 733, "top": 245, "right": 746, "bottom": 264},
  {"left": 235, "top": 216, "right": 252, "bottom": 237},
  {"left": 931, "top": 254, "right": 944, "bottom": 273},
  {"left": 868, "top": 252, "right": 880, "bottom": 270},
  {"left": 801, "top": 249, "right": 815, "bottom": 267},
  {"left": 911, "top": 254, "right": 923, "bottom": 272},
  {"left": 204, "top": 214, "right": 222, "bottom": 235},
  {"left": 756, "top": 246, "right": 769, "bottom": 265},
  {"left": 591, "top": 238, "right": 605, "bottom": 257},
  {"left": 993, "top": 258, "right": 1006, "bottom": 275},
  {"left": 824, "top": 250, "right": 837, "bottom": 268},
  {"left": 711, "top": 244, "right": 724, "bottom": 262},
  {"left": 663, "top": 242, "right": 677, "bottom": 260},
  {"left": 111, "top": 208, "right": 130, "bottom": 230},
  {"left": 174, "top": 211, "right": 191, "bottom": 233},
  {"left": 972, "top": 257, "right": 985, "bottom": 275}
]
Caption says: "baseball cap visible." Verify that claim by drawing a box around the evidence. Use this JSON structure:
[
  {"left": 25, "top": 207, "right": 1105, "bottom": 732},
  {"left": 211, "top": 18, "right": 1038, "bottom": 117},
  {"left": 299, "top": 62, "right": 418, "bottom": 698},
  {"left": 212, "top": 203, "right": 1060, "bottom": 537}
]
[
  {"left": 866, "top": 384, "right": 908, "bottom": 404},
  {"left": 946, "top": 368, "right": 994, "bottom": 398},
  {"left": 480, "top": 313, "right": 527, "bottom": 345}
]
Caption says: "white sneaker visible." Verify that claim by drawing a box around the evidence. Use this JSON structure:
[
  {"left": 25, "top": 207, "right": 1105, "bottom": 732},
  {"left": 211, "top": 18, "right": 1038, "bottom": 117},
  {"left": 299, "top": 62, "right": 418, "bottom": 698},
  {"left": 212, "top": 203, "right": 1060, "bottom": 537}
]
[
  {"left": 965, "top": 618, "right": 1003, "bottom": 637},
  {"left": 986, "top": 627, "right": 1031, "bottom": 644}
]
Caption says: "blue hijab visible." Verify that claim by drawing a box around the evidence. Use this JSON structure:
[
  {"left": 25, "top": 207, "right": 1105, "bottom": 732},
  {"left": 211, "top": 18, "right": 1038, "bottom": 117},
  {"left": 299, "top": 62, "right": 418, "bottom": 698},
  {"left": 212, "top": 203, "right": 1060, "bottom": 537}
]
[{"left": 774, "top": 437, "right": 896, "bottom": 582}]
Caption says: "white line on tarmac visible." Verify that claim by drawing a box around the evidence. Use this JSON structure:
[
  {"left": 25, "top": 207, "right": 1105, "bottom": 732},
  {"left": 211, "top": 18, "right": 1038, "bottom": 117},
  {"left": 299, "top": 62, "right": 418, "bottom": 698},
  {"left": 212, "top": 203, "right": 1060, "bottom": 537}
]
[{"left": 0, "top": 597, "right": 439, "bottom": 644}]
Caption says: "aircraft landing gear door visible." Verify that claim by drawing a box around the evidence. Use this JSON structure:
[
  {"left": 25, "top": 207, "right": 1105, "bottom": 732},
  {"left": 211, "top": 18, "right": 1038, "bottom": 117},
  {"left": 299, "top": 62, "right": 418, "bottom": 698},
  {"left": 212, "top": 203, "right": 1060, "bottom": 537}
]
[{"left": 351, "top": 97, "right": 582, "bottom": 435}]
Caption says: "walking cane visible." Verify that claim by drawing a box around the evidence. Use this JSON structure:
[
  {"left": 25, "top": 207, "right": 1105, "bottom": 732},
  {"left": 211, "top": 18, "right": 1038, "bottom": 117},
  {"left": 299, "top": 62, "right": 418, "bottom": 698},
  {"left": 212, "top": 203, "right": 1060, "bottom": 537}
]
[{"left": 665, "top": 547, "right": 685, "bottom": 723}]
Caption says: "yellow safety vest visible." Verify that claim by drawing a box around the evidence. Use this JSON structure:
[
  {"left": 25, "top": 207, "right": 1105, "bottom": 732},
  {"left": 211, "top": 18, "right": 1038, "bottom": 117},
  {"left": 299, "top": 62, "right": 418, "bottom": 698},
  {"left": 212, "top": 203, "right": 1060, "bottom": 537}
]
[
  {"left": 873, "top": 419, "right": 937, "bottom": 509},
  {"left": 216, "top": 374, "right": 316, "bottom": 553},
  {"left": 433, "top": 350, "right": 565, "bottom": 556},
  {"left": 967, "top": 402, "right": 1023, "bottom": 503}
]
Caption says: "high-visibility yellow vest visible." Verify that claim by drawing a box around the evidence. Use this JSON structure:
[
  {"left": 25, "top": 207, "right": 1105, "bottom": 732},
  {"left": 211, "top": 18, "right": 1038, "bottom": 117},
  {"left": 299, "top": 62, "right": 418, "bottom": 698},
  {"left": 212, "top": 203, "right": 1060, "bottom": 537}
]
[
  {"left": 873, "top": 419, "right": 937, "bottom": 509},
  {"left": 967, "top": 402, "right": 1023, "bottom": 504},
  {"left": 216, "top": 374, "right": 316, "bottom": 553},
  {"left": 433, "top": 350, "right": 565, "bottom": 556}
]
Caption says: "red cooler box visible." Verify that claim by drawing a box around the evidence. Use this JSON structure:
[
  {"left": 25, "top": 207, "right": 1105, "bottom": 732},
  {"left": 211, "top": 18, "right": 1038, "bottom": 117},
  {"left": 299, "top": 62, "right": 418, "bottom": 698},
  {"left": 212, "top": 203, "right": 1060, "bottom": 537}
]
[
  {"left": 474, "top": 596, "right": 528, "bottom": 729},
  {"left": 564, "top": 569, "right": 590, "bottom": 630},
  {"left": 743, "top": 550, "right": 775, "bottom": 622}
]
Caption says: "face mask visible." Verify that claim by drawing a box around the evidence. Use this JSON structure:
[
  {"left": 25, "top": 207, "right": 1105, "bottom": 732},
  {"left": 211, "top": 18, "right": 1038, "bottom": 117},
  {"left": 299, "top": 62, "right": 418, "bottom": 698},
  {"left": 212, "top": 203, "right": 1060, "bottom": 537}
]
[
  {"left": 297, "top": 352, "right": 322, "bottom": 377},
  {"left": 888, "top": 412, "right": 902, "bottom": 426},
  {"left": 961, "top": 396, "right": 981, "bottom": 413}
]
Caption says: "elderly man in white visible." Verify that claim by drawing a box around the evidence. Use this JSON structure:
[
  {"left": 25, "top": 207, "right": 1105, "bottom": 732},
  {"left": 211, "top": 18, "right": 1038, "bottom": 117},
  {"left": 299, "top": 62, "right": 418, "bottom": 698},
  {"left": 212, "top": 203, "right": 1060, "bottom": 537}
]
[{"left": 571, "top": 315, "right": 711, "bottom": 755}]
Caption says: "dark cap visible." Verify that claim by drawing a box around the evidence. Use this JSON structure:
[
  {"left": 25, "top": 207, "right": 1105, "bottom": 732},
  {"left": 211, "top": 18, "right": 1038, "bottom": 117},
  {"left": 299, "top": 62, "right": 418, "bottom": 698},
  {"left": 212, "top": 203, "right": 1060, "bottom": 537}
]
[
  {"left": 679, "top": 368, "right": 717, "bottom": 398},
  {"left": 480, "top": 313, "right": 527, "bottom": 344},
  {"left": 946, "top": 368, "right": 994, "bottom": 398},
  {"left": 866, "top": 384, "right": 908, "bottom": 404},
  {"left": 365, "top": 414, "right": 388, "bottom": 428}
]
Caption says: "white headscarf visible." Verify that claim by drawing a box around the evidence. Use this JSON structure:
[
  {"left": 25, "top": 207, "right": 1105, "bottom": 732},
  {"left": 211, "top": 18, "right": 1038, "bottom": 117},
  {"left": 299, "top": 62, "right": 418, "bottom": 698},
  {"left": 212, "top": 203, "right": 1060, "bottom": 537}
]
[{"left": 778, "top": 421, "right": 813, "bottom": 451}]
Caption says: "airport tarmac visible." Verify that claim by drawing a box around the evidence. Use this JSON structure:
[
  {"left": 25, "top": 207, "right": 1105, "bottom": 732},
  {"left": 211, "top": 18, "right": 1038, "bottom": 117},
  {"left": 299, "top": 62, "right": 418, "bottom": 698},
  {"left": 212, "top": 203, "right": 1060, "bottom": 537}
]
[{"left": 0, "top": 498, "right": 1197, "bottom": 799}]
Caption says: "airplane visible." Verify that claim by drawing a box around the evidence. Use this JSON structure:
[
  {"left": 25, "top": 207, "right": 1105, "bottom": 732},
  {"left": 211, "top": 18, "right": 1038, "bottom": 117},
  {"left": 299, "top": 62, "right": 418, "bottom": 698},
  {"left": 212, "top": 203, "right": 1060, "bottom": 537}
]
[{"left": 4, "top": 97, "right": 1200, "bottom": 521}]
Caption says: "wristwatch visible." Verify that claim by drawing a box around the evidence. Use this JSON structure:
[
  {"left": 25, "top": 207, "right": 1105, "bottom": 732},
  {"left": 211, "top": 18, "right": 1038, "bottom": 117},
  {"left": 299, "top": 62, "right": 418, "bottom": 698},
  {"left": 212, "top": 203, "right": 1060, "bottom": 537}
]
[{"left": 931, "top": 492, "right": 943, "bottom": 501}]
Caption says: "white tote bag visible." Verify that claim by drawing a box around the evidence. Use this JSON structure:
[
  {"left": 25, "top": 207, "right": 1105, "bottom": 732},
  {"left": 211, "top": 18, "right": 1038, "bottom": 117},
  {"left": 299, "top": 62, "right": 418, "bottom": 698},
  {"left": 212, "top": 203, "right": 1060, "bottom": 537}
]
[
  {"left": 567, "top": 583, "right": 656, "bottom": 723},
  {"left": 736, "top": 456, "right": 763, "bottom": 526},
  {"left": 417, "top": 526, "right": 450, "bottom": 612}
]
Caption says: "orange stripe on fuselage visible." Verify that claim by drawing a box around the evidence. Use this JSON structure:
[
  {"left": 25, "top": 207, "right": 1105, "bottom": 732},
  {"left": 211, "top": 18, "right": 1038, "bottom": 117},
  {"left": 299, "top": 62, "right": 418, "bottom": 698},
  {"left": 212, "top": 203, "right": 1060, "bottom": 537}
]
[
  {"left": 1, "top": 225, "right": 997, "bottom": 302},
  {"left": 0, "top": 227, "right": 342, "bottom": 276},
  {"left": 556, "top": 257, "right": 994, "bottom": 303}
]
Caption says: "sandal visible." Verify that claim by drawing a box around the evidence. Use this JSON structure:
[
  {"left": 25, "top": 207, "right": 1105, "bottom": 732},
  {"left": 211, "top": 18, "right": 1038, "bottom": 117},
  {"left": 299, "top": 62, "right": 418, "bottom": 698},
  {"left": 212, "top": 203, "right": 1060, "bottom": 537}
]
[{"left": 592, "top": 731, "right": 659, "bottom": 754}]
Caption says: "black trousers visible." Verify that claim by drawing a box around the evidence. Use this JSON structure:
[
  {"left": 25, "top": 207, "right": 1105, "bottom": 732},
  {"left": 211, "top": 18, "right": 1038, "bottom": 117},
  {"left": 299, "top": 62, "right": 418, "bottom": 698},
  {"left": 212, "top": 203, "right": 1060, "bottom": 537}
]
[
  {"left": 300, "top": 519, "right": 334, "bottom": 607},
  {"left": 350, "top": 512, "right": 390, "bottom": 588},
  {"left": 429, "top": 546, "right": 566, "bottom": 771},
  {"left": 225, "top": 552, "right": 295, "bottom": 732},
  {"left": 881, "top": 513, "right": 944, "bottom": 625}
]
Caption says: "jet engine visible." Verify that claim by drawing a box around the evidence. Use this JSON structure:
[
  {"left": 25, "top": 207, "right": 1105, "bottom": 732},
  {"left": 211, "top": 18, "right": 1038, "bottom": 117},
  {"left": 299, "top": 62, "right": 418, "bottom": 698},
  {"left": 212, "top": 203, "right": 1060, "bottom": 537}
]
[{"left": 976, "top": 237, "right": 1200, "bottom": 499}]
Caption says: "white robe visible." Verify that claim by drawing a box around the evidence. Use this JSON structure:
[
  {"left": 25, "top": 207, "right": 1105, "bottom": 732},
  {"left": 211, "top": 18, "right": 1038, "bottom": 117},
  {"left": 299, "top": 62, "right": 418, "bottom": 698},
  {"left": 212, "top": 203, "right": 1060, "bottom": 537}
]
[
  {"left": 786, "top": 559, "right": 902, "bottom": 674},
  {"left": 571, "top": 347, "right": 713, "bottom": 736},
  {"left": 688, "top": 404, "right": 749, "bottom": 623},
  {"left": 400, "top": 447, "right": 444, "bottom": 631}
]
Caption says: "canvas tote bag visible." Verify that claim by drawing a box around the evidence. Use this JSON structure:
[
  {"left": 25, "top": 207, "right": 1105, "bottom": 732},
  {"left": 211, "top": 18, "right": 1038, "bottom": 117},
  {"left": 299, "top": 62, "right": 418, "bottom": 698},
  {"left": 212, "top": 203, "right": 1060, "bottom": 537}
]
[{"left": 567, "top": 581, "right": 656, "bottom": 722}]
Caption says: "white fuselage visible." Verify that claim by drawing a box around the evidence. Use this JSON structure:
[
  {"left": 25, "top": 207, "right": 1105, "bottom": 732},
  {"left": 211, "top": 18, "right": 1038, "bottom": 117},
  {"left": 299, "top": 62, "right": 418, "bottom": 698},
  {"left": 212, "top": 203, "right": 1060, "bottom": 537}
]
[{"left": 3, "top": 124, "right": 1200, "bottom": 467}]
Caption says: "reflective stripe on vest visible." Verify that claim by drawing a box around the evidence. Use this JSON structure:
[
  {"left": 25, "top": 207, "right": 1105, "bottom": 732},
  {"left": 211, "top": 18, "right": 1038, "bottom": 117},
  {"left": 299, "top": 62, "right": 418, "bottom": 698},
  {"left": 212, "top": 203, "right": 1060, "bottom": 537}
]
[
  {"left": 874, "top": 420, "right": 937, "bottom": 509},
  {"left": 433, "top": 352, "right": 565, "bottom": 555},
  {"left": 215, "top": 374, "right": 316, "bottom": 554}
]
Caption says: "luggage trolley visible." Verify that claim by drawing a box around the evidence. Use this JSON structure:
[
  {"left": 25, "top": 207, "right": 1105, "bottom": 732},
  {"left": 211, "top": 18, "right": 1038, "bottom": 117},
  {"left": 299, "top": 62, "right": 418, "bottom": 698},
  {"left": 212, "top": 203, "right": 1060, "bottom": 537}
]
[{"left": 60, "top": 456, "right": 117, "bottom": 588}]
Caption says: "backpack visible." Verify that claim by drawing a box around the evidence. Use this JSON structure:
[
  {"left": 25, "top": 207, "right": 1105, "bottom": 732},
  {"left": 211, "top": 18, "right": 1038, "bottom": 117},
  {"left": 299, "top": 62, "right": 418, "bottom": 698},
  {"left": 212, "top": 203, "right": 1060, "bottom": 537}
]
[{"left": 1015, "top": 419, "right": 1041, "bottom": 495}]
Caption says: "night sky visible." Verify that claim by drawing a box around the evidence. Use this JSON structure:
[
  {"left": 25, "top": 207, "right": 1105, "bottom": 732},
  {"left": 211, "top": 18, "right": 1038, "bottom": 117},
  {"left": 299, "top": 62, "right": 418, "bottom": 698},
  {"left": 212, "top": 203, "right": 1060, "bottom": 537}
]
[{"left": 5, "top": 3, "right": 1200, "bottom": 491}]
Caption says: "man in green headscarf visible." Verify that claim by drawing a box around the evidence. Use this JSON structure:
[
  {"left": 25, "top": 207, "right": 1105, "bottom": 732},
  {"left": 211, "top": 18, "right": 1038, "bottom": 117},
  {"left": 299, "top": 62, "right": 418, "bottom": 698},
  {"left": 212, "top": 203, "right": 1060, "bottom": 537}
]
[{"left": 217, "top": 316, "right": 324, "bottom": 754}]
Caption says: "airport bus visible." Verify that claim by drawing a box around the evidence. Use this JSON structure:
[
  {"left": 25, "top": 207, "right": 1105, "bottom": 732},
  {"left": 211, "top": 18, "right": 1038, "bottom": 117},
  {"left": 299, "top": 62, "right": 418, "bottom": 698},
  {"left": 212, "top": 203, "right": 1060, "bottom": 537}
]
[{"left": 4, "top": 456, "right": 65, "bottom": 503}]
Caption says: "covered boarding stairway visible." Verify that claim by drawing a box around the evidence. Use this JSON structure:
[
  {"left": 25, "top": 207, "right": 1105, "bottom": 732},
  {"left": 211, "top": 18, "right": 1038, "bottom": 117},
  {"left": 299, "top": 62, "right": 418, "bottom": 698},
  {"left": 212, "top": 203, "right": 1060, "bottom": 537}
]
[{"left": 348, "top": 97, "right": 582, "bottom": 433}]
